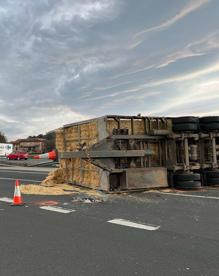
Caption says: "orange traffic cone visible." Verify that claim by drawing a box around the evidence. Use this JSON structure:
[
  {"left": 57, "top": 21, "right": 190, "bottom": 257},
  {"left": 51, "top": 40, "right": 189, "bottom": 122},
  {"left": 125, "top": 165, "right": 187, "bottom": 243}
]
[
  {"left": 11, "top": 180, "right": 25, "bottom": 206},
  {"left": 33, "top": 150, "right": 57, "bottom": 161}
]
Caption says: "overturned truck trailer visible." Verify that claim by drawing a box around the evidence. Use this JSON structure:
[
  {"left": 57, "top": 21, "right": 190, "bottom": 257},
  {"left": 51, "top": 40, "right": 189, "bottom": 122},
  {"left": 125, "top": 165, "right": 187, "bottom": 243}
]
[
  {"left": 56, "top": 115, "right": 219, "bottom": 191},
  {"left": 56, "top": 115, "right": 172, "bottom": 191}
]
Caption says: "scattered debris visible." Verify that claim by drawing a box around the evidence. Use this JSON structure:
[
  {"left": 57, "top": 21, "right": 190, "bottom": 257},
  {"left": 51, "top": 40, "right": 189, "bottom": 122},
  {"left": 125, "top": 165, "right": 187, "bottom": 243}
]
[
  {"left": 19, "top": 167, "right": 109, "bottom": 203},
  {"left": 71, "top": 194, "right": 104, "bottom": 203},
  {"left": 32, "top": 200, "right": 59, "bottom": 206},
  {"left": 41, "top": 168, "right": 65, "bottom": 187},
  {"left": 20, "top": 168, "right": 77, "bottom": 195},
  {"left": 20, "top": 168, "right": 108, "bottom": 200},
  {"left": 20, "top": 184, "right": 75, "bottom": 195}
]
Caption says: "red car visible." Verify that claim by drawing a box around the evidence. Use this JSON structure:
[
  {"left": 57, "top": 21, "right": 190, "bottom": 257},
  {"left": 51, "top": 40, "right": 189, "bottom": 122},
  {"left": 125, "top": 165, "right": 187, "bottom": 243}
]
[{"left": 7, "top": 152, "right": 28, "bottom": 160}]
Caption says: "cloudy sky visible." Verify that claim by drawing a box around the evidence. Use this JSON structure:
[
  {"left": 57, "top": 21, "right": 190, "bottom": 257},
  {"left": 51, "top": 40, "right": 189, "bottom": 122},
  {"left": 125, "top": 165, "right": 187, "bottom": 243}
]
[{"left": 0, "top": 0, "right": 219, "bottom": 140}]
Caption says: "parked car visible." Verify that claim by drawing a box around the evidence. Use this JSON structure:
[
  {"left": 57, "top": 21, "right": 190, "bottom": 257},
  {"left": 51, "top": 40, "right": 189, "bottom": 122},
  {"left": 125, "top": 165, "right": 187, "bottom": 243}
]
[{"left": 6, "top": 152, "right": 28, "bottom": 160}]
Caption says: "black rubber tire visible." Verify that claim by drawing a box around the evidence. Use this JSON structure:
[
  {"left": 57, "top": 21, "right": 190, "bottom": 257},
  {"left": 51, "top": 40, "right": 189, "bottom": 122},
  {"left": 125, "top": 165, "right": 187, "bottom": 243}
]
[
  {"left": 206, "top": 178, "right": 219, "bottom": 186},
  {"left": 173, "top": 123, "right": 198, "bottom": 132},
  {"left": 174, "top": 173, "right": 200, "bottom": 181},
  {"left": 172, "top": 116, "right": 199, "bottom": 124},
  {"left": 200, "top": 116, "right": 219, "bottom": 124},
  {"left": 174, "top": 181, "right": 201, "bottom": 189},
  {"left": 200, "top": 123, "right": 219, "bottom": 131},
  {"left": 205, "top": 170, "right": 219, "bottom": 178}
]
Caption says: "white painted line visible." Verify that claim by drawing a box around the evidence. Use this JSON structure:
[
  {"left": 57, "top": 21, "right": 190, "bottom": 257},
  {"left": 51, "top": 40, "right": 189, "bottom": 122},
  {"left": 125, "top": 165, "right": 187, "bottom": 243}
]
[
  {"left": 0, "top": 167, "right": 53, "bottom": 172},
  {"left": 155, "top": 191, "right": 219, "bottom": 200},
  {"left": 0, "top": 197, "right": 13, "bottom": 203},
  {"left": 0, "top": 170, "right": 48, "bottom": 175},
  {"left": 0, "top": 177, "right": 41, "bottom": 183},
  {"left": 40, "top": 206, "right": 75, "bottom": 214},
  {"left": 108, "top": 219, "right": 160, "bottom": 231}
]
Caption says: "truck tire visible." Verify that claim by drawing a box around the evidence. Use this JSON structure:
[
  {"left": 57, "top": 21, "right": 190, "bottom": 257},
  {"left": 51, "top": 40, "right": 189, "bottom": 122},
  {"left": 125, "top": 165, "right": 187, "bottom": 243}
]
[
  {"left": 172, "top": 116, "right": 199, "bottom": 124},
  {"left": 206, "top": 178, "right": 219, "bottom": 186},
  {"left": 174, "top": 173, "right": 200, "bottom": 181},
  {"left": 173, "top": 123, "right": 198, "bottom": 132},
  {"left": 200, "top": 123, "right": 219, "bottom": 131},
  {"left": 174, "top": 181, "right": 201, "bottom": 189},
  {"left": 205, "top": 170, "right": 219, "bottom": 178},
  {"left": 200, "top": 116, "right": 219, "bottom": 124}
]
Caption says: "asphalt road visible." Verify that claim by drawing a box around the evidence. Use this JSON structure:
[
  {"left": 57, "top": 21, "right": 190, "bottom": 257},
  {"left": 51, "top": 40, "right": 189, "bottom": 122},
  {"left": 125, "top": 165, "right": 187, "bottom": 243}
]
[
  {"left": 0, "top": 158, "right": 57, "bottom": 167},
  {"left": 0, "top": 167, "right": 219, "bottom": 276}
]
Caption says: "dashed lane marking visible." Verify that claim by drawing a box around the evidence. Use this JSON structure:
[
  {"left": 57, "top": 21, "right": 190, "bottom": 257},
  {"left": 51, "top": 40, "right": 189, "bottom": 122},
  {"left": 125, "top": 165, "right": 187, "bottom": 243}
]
[
  {"left": 152, "top": 191, "right": 219, "bottom": 200},
  {"left": 108, "top": 219, "right": 160, "bottom": 231},
  {"left": 0, "top": 197, "right": 13, "bottom": 203},
  {"left": 0, "top": 177, "right": 41, "bottom": 183},
  {"left": 40, "top": 206, "right": 75, "bottom": 214}
]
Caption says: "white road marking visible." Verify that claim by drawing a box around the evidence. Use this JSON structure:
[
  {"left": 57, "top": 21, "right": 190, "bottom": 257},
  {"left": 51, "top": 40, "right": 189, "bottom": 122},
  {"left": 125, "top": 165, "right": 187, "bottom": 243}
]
[
  {"left": 40, "top": 206, "right": 75, "bottom": 214},
  {"left": 154, "top": 191, "right": 219, "bottom": 200},
  {"left": 0, "top": 177, "right": 41, "bottom": 183},
  {"left": 0, "top": 170, "right": 48, "bottom": 175},
  {"left": 108, "top": 219, "right": 160, "bottom": 231},
  {"left": 0, "top": 197, "right": 13, "bottom": 203}
]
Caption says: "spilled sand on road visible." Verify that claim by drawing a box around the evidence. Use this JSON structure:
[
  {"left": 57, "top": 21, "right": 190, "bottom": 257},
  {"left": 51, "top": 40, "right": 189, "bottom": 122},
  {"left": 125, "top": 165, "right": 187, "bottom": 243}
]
[{"left": 20, "top": 168, "right": 103, "bottom": 197}]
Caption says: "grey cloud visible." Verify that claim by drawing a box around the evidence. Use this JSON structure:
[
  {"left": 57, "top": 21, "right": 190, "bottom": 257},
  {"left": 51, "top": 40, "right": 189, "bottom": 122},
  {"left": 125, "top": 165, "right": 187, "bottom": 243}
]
[
  {"left": 135, "top": 0, "right": 211, "bottom": 38},
  {"left": 0, "top": 0, "right": 219, "bottom": 140},
  {"left": 39, "top": 0, "right": 119, "bottom": 30}
]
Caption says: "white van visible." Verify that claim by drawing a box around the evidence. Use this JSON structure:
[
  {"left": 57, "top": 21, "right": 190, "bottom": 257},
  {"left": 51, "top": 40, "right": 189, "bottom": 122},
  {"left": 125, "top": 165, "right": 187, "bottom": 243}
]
[{"left": 0, "top": 143, "right": 13, "bottom": 157}]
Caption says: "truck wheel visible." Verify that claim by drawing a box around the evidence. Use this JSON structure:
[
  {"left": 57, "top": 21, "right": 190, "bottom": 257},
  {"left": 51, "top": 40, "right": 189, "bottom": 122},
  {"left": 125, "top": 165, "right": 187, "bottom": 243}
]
[
  {"left": 173, "top": 123, "right": 198, "bottom": 132},
  {"left": 172, "top": 116, "right": 199, "bottom": 124},
  {"left": 206, "top": 178, "right": 219, "bottom": 186},
  {"left": 174, "top": 173, "right": 200, "bottom": 181},
  {"left": 205, "top": 170, "right": 219, "bottom": 178},
  {"left": 200, "top": 123, "right": 219, "bottom": 131},
  {"left": 174, "top": 181, "right": 201, "bottom": 189},
  {"left": 205, "top": 170, "right": 219, "bottom": 186},
  {"left": 174, "top": 173, "right": 201, "bottom": 189},
  {"left": 200, "top": 116, "right": 219, "bottom": 124}
]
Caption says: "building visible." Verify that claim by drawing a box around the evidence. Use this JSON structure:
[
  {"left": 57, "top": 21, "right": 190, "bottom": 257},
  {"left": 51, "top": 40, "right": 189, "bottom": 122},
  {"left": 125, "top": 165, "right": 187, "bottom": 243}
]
[{"left": 12, "top": 138, "right": 47, "bottom": 154}]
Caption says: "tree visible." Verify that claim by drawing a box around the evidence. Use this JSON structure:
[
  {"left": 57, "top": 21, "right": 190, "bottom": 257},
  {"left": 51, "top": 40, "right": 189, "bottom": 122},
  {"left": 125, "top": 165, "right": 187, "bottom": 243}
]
[
  {"left": 27, "top": 134, "right": 44, "bottom": 139},
  {"left": 0, "top": 131, "right": 7, "bottom": 143},
  {"left": 45, "top": 139, "right": 56, "bottom": 152},
  {"left": 45, "top": 131, "right": 56, "bottom": 151}
]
